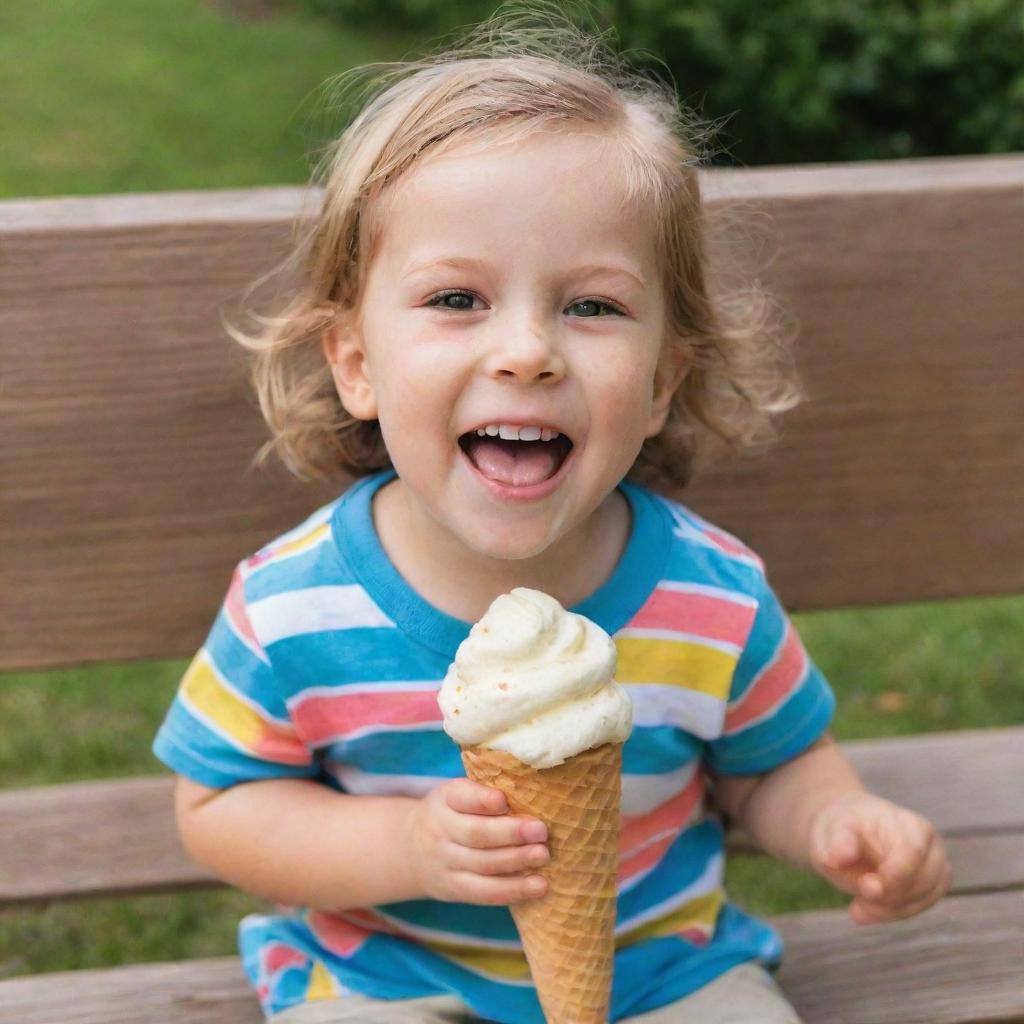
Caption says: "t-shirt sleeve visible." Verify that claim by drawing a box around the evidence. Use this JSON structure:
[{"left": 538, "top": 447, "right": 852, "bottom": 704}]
[
  {"left": 152, "top": 562, "right": 317, "bottom": 789},
  {"left": 703, "top": 569, "right": 836, "bottom": 776}
]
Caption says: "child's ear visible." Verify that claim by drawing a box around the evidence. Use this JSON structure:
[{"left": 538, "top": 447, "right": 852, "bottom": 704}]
[
  {"left": 321, "top": 315, "right": 379, "bottom": 421},
  {"left": 646, "top": 338, "right": 691, "bottom": 438}
]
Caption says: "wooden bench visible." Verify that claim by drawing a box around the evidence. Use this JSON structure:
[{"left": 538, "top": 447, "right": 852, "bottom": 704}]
[{"left": 2, "top": 154, "right": 1022, "bottom": 1023}]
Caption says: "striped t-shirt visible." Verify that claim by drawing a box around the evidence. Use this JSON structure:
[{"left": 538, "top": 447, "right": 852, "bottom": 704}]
[{"left": 153, "top": 467, "right": 835, "bottom": 1022}]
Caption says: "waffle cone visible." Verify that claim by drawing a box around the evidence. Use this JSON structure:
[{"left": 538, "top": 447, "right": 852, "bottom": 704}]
[{"left": 460, "top": 742, "right": 622, "bottom": 1024}]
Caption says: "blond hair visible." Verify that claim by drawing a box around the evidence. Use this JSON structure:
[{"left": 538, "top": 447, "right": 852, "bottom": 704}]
[{"left": 226, "top": 0, "right": 803, "bottom": 496}]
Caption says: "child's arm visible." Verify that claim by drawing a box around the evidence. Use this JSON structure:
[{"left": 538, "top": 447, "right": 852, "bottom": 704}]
[
  {"left": 175, "top": 774, "right": 550, "bottom": 911},
  {"left": 710, "top": 732, "right": 952, "bottom": 924}
]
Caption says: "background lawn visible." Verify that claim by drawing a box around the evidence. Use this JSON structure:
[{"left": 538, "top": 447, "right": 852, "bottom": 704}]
[{"left": 2, "top": 0, "right": 1021, "bottom": 983}]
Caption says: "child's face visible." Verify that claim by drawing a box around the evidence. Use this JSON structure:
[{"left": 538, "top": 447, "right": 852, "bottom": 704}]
[{"left": 324, "top": 127, "right": 686, "bottom": 563}]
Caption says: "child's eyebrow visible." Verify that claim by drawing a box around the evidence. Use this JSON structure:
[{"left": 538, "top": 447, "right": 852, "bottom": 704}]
[{"left": 401, "top": 254, "right": 648, "bottom": 291}]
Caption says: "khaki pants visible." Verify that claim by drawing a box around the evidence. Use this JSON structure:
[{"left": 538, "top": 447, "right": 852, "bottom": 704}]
[{"left": 267, "top": 961, "right": 803, "bottom": 1023}]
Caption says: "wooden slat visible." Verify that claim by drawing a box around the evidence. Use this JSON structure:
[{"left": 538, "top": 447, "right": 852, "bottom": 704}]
[
  {"left": 775, "top": 891, "right": 1024, "bottom": 1024},
  {"left": 3, "top": 728, "right": 1022, "bottom": 907},
  {"left": 0, "top": 892, "right": 1020, "bottom": 1024},
  {"left": 3, "top": 155, "right": 1023, "bottom": 670}
]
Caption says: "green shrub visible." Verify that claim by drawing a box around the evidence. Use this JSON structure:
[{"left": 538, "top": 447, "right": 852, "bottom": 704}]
[{"left": 300, "top": 0, "right": 1024, "bottom": 165}]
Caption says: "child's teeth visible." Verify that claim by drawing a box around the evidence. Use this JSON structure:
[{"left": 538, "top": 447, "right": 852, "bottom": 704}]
[{"left": 471, "top": 423, "right": 564, "bottom": 441}]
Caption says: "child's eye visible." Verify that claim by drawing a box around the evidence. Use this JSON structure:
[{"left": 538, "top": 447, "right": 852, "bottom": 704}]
[
  {"left": 426, "top": 290, "right": 481, "bottom": 311},
  {"left": 425, "top": 290, "right": 624, "bottom": 317},
  {"left": 567, "top": 298, "right": 624, "bottom": 318}
]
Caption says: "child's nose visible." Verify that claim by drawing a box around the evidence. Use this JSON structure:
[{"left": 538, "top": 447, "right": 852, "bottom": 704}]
[{"left": 484, "top": 326, "right": 566, "bottom": 383}]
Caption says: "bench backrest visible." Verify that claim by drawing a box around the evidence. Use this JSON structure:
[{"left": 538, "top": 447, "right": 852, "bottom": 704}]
[{"left": 3, "top": 155, "right": 1022, "bottom": 672}]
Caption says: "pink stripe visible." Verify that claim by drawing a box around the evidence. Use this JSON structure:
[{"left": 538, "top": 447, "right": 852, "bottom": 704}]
[
  {"left": 262, "top": 943, "right": 307, "bottom": 975},
  {"left": 628, "top": 587, "right": 757, "bottom": 646},
  {"left": 618, "top": 774, "right": 704, "bottom": 883},
  {"left": 697, "top": 523, "right": 763, "bottom": 565},
  {"left": 619, "top": 773, "right": 703, "bottom": 857},
  {"left": 307, "top": 911, "right": 373, "bottom": 957},
  {"left": 619, "top": 830, "right": 679, "bottom": 884},
  {"left": 225, "top": 566, "right": 263, "bottom": 652},
  {"left": 725, "top": 624, "right": 807, "bottom": 733},
  {"left": 293, "top": 688, "right": 442, "bottom": 745},
  {"left": 253, "top": 725, "right": 314, "bottom": 767}
]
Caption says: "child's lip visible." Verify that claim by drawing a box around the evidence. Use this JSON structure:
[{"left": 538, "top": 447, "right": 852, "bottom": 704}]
[{"left": 459, "top": 439, "right": 578, "bottom": 503}]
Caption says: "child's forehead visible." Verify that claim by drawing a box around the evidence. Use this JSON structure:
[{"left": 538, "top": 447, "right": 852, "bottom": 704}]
[{"left": 369, "top": 128, "right": 658, "bottom": 272}]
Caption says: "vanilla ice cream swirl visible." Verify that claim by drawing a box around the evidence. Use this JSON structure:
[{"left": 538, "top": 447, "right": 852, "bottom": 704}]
[{"left": 438, "top": 588, "right": 633, "bottom": 768}]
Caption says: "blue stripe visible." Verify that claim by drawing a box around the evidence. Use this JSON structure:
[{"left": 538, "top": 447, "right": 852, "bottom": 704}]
[
  {"left": 706, "top": 666, "right": 836, "bottom": 775},
  {"left": 152, "top": 706, "right": 316, "bottom": 789},
  {"left": 245, "top": 537, "right": 353, "bottom": 602},
  {"left": 268, "top": 629, "right": 446, "bottom": 691},
  {"left": 204, "top": 610, "right": 287, "bottom": 716},
  {"left": 618, "top": 819, "right": 723, "bottom": 922}
]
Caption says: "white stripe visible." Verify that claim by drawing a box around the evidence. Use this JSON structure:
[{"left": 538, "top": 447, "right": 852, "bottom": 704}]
[
  {"left": 617, "top": 626, "right": 741, "bottom": 657},
  {"left": 286, "top": 680, "right": 440, "bottom": 710},
  {"left": 323, "top": 720, "right": 445, "bottom": 746},
  {"left": 248, "top": 586, "right": 394, "bottom": 646},
  {"left": 221, "top": 593, "right": 271, "bottom": 666},
  {"left": 656, "top": 579, "right": 758, "bottom": 607},
  {"left": 361, "top": 908, "right": 524, "bottom": 952},
  {"left": 671, "top": 524, "right": 763, "bottom": 570},
  {"left": 326, "top": 763, "right": 446, "bottom": 799},
  {"left": 330, "top": 758, "right": 701, "bottom": 815},
  {"left": 625, "top": 682, "right": 725, "bottom": 740},
  {"left": 621, "top": 761, "right": 698, "bottom": 816},
  {"left": 615, "top": 851, "right": 724, "bottom": 935}
]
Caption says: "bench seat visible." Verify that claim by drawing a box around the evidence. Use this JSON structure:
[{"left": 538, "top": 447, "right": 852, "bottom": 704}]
[{"left": 2, "top": 892, "right": 1021, "bottom": 1024}]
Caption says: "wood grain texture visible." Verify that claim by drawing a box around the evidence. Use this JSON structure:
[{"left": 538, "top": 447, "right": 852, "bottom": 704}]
[
  {"left": 3, "top": 154, "right": 1023, "bottom": 670},
  {"left": 0, "top": 892, "right": 1020, "bottom": 1024},
  {"left": 3, "top": 728, "right": 1021, "bottom": 907}
]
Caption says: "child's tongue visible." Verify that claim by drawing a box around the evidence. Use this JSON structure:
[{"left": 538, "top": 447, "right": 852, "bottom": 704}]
[{"left": 468, "top": 437, "right": 560, "bottom": 487}]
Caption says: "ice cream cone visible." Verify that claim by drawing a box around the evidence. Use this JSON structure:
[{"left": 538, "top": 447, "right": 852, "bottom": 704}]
[{"left": 461, "top": 740, "right": 622, "bottom": 1024}]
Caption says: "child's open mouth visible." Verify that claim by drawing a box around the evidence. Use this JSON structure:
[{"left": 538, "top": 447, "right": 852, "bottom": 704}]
[{"left": 458, "top": 430, "right": 575, "bottom": 489}]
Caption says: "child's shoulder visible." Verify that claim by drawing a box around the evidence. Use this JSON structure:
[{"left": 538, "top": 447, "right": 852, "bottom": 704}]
[
  {"left": 234, "top": 491, "right": 349, "bottom": 601},
  {"left": 643, "top": 486, "right": 768, "bottom": 598}
]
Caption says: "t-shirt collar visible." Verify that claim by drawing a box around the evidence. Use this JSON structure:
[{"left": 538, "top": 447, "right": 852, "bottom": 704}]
[{"left": 333, "top": 468, "right": 670, "bottom": 658}]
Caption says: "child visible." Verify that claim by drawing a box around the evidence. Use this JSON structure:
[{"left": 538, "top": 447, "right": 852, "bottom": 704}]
[{"left": 153, "top": 5, "right": 951, "bottom": 1021}]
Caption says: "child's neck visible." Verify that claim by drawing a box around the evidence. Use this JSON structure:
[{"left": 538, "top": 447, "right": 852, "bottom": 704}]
[{"left": 370, "top": 477, "right": 631, "bottom": 625}]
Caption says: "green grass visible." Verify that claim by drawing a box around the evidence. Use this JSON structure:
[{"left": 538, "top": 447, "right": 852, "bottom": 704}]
[
  {"left": 3, "top": 593, "right": 1022, "bottom": 977},
  {"left": 0, "top": 0, "right": 417, "bottom": 198}
]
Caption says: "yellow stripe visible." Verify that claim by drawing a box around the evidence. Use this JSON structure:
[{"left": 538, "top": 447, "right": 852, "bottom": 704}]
[
  {"left": 615, "top": 637, "right": 736, "bottom": 700},
  {"left": 422, "top": 889, "right": 724, "bottom": 981},
  {"left": 305, "top": 959, "right": 339, "bottom": 1000},
  {"left": 422, "top": 941, "right": 532, "bottom": 982},
  {"left": 617, "top": 888, "right": 724, "bottom": 946},
  {"left": 181, "top": 654, "right": 265, "bottom": 747},
  {"left": 272, "top": 523, "right": 329, "bottom": 562}
]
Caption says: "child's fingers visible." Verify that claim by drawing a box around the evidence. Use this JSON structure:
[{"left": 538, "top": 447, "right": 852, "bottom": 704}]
[
  {"left": 449, "top": 808, "right": 548, "bottom": 849},
  {"left": 451, "top": 841, "right": 550, "bottom": 877},
  {"left": 444, "top": 778, "right": 508, "bottom": 815},
  {"left": 451, "top": 870, "right": 548, "bottom": 906}
]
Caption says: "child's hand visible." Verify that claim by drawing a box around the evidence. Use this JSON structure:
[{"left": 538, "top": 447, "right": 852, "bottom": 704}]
[
  {"left": 808, "top": 791, "right": 952, "bottom": 924},
  {"left": 405, "top": 778, "right": 550, "bottom": 905}
]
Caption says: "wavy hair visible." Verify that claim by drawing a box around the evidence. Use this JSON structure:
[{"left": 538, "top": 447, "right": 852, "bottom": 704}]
[{"left": 225, "top": 0, "right": 804, "bottom": 496}]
